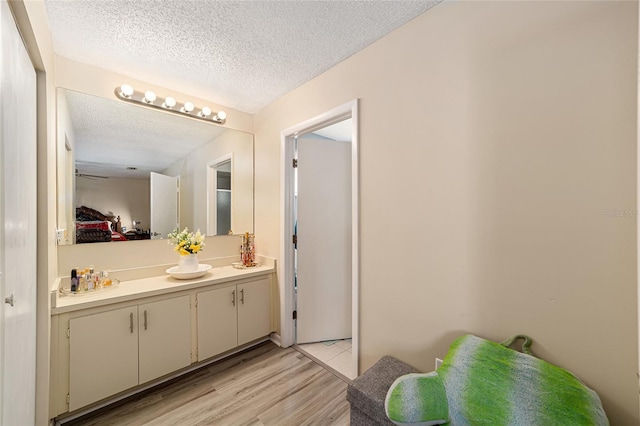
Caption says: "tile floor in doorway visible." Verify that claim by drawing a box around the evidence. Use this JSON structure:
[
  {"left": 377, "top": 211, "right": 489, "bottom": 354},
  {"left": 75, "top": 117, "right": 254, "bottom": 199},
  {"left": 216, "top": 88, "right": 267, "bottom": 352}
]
[{"left": 296, "top": 339, "right": 355, "bottom": 380}]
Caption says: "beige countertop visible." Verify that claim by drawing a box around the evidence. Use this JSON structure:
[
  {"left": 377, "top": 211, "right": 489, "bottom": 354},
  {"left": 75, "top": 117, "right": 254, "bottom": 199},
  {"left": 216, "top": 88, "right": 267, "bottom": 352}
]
[{"left": 52, "top": 263, "right": 275, "bottom": 315}]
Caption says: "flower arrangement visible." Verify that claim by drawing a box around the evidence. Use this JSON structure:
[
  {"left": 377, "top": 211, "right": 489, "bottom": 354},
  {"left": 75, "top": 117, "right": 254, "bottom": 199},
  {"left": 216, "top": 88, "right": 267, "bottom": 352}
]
[{"left": 167, "top": 227, "right": 205, "bottom": 255}]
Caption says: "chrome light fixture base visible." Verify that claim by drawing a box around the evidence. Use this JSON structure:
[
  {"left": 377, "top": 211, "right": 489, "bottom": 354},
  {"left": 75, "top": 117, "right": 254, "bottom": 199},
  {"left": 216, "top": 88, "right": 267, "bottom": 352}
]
[{"left": 114, "top": 85, "right": 227, "bottom": 125}]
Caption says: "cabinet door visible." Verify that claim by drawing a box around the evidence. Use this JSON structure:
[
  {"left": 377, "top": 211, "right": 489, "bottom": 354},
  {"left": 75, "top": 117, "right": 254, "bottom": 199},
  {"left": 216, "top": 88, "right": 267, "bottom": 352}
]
[
  {"left": 238, "top": 278, "right": 271, "bottom": 346},
  {"left": 197, "top": 286, "right": 237, "bottom": 361},
  {"left": 138, "top": 295, "right": 191, "bottom": 384},
  {"left": 69, "top": 306, "right": 138, "bottom": 411}
]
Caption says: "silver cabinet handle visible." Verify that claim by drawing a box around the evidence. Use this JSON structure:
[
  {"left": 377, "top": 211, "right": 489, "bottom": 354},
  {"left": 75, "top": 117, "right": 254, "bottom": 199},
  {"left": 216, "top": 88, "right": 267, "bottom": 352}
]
[
  {"left": 130, "top": 312, "right": 134, "bottom": 333},
  {"left": 240, "top": 289, "right": 244, "bottom": 305},
  {"left": 4, "top": 293, "right": 14, "bottom": 307},
  {"left": 232, "top": 290, "right": 236, "bottom": 306},
  {"left": 144, "top": 310, "right": 148, "bottom": 330}
]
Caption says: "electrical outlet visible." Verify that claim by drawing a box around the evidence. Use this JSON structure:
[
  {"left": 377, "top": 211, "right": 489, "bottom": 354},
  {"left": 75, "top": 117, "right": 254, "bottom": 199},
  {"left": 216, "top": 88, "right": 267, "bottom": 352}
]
[
  {"left": 435, "top": 357, "right": 443, "bottom": 370},
  {"left": 56, "top": 229, "right": 66, "bottom": 244}
]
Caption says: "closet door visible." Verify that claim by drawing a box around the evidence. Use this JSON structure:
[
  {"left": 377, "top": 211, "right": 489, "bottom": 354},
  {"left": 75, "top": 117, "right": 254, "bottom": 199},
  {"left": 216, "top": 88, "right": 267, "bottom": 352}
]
[{"left": 0, "top": 1, "right": 37, "bottom": 424}]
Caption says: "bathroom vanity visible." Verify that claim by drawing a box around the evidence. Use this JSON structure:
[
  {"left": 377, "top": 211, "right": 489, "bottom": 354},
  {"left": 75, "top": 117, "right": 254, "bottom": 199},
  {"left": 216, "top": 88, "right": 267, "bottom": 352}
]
[{"left": 49, "top": 262, "right": 275, "bottom": 420}]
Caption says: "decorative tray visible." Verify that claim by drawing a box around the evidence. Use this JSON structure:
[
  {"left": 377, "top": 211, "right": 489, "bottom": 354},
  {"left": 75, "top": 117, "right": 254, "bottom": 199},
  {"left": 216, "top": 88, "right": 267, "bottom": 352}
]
[
  {"left": 59, "top": 279, "right": 120, "bottom": 297},
  {"left": 166, "top": 264, "right": 212, "bottom": 280},
  {"left": 231, "top": 261, "right": 261, "bottom": 269}
]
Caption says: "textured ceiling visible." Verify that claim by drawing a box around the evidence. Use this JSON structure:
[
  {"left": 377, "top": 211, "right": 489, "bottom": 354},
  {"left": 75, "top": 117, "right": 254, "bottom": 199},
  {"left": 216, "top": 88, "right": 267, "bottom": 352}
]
[{"left": 45, "top": 0, "right": 440, "bottom": 114}]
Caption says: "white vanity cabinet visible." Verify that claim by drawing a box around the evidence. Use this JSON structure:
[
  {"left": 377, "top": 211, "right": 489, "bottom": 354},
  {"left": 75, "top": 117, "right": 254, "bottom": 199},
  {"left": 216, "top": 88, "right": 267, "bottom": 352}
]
[
  {"left": 51, "top": 266, "right": 275, "bottom": 420},
  {"left": 197, "top": 277, "right": 271, "bottom": 361},
  {"left": 67, "top": 295, "right": 191, "bottom": 411}
]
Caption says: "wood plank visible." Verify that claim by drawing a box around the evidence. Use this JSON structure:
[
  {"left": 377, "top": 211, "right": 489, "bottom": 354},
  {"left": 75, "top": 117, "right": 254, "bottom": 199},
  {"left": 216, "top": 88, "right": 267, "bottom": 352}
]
[{"left": 61, "top": 342, "right": 350, "bottom": 426}]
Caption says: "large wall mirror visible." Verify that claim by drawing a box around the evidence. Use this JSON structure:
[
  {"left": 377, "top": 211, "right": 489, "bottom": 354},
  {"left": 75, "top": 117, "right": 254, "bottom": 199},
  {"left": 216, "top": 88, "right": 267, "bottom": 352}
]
[{"left": 56, "top": 88, "right": 254, "bottom": 245}]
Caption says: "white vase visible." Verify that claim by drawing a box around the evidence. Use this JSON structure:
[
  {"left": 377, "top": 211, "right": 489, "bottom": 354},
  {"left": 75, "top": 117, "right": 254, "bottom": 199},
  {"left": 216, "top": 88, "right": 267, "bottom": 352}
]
[{"left": 178, "top": 253, "right": 199, "bottom": 272}]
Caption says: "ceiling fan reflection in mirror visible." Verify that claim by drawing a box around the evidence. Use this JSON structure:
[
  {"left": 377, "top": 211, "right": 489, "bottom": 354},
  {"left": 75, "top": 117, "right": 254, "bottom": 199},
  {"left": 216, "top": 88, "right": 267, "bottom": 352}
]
[{"left": 75, "top": 168, "right": 108, "bottom": 180}]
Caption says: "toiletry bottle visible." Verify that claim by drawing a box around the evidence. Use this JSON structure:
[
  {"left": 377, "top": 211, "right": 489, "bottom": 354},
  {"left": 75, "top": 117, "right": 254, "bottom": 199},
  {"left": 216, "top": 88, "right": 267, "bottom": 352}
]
[
  {"left": 70, "top": 268, "right": 78, "bottom": 293},
  {"left": 102, "top": 270, "right": 112, "bottom": 287},
  {"left": 86, "top": 272, "right": 94, "bottom": 291},
  {"left": 93, "top": 272, "right": 101, "bottom": 289},
  {"left": 88, "top": 265, "right": 98, "bottom": 289},
  {"left": 77, "top": 271, "right": 85, "bottom": 292}
]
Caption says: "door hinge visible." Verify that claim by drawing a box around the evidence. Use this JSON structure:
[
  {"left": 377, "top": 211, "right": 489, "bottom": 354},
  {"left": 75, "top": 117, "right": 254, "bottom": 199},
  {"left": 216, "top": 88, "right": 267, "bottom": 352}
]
[
  {"left": 292, "top": 310, "right": 297, "bottom": 320},
  {"left": 292, "top": 234, "right": 297, "bottom": 245},
  {"left": 66, "top": 393, "right": 70, "bottom": 404},
  {"left": 293, "top": 159, "right": 298, "bottom": 168},
  {"left": 66, "top": 328, "right": 70, "bottom": 338}
]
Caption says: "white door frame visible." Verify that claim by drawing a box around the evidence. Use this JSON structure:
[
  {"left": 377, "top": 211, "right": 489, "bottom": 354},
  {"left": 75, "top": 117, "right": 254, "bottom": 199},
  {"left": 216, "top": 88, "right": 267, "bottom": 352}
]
[
  {"left": 206, "top": 153, "right": 233, "bottom": 236},
  {"left": 279, "top": 99, "right": 359, "bottom": 375}
]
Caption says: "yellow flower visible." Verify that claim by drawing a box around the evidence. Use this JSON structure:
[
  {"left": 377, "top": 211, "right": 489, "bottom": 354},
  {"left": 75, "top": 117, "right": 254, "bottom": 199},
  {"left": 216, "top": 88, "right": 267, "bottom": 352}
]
[{"left": 168, "top": 227, "right": 205, "bottom": 254}]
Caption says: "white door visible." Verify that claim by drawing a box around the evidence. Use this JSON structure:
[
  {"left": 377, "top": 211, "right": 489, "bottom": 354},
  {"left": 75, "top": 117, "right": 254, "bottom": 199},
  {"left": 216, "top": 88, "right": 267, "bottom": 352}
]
[
  {"left": 150, "top": 172, "right": 179, "bottom": 239},
  {"left": 296, "top": 136, "right": 352, "bottom": 344},
  {"left": 0, "top": 1, "right": 37, "bottom": 423}
]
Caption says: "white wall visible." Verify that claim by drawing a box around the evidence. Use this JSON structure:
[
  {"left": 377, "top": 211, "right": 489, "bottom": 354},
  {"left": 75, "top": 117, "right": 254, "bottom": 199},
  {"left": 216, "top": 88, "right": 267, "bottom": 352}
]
[
  {"left": 253, "top": 1, "right": 638, "bottom": 423},
  {"left": 76, "top": 176, "right": 150, "bottom": 232}
]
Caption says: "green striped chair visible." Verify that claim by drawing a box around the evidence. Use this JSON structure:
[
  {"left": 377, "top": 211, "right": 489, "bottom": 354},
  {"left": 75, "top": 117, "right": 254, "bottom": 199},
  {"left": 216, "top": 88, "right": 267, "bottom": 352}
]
[{"left": 385, "top": 335, "right": 608, "bottom": 426}]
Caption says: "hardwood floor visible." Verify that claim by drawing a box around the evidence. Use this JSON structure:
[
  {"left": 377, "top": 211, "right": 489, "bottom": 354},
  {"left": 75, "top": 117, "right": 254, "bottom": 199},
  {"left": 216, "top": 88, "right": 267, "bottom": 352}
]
[{"left": 61, "top": 342, "right": 350, "bottom": 426}]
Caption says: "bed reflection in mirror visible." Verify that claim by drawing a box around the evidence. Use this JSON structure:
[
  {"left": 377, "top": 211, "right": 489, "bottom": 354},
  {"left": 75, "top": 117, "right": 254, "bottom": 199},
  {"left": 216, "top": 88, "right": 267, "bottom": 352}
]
[{"left": 56, "top": 88, "right": 254, "bottom": 244}]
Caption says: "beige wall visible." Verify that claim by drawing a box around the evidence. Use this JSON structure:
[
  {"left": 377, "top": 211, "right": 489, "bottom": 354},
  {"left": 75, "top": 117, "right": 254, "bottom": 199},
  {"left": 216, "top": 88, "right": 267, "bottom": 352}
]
[
  {"left": 76, "top": 176, "right": 150, "bottom": 232},
  {"left": 57, "top": 235, "right": 243, "bottom": 275},
  {"left": 254, "top": 1, "right": 638, "bottom": 423},
  {"left": 165, "top": 129, "right": 254, "bottom": 235}
]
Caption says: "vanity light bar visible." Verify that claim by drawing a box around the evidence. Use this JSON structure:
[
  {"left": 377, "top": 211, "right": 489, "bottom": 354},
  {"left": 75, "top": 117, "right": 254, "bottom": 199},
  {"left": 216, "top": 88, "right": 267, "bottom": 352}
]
[{"left": 114, "top": 85, "right": 227, "bottom": 125}]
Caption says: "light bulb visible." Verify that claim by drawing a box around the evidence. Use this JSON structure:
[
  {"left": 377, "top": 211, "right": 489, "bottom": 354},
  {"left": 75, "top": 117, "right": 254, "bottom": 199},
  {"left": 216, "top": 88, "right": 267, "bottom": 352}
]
[
  {"left": 181, "top": 102, "right": 195, "bottom": 113},
  {"left": 215, "top": 111, "right": 227, "bottom": 121},
  {"left": 199, "top": 107, "right": 211, "bottom": 118},
  {"left": 119, "top": 84, "right": 133, "bottom": 98},
  {"left": 143, "top": 90, "right": 156, "bottom": 104},
  {"left": 163, "top": 97, "right": 176, "bottom": 109}
]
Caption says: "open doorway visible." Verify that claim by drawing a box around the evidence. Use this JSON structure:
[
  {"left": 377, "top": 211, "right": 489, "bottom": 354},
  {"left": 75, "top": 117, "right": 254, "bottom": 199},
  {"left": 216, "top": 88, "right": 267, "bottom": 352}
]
[
  {"left": 280, "top": 100, "right": 359, "bottom": 379},
  {"left": 295, "top": 121, "right": 353, "bottom": 378},
  {"left": 207, "top": 154, "right": 233, "bottom": 236}
]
